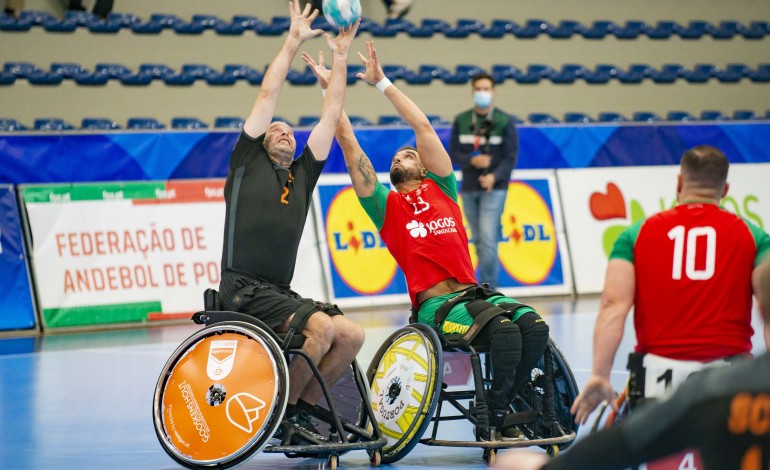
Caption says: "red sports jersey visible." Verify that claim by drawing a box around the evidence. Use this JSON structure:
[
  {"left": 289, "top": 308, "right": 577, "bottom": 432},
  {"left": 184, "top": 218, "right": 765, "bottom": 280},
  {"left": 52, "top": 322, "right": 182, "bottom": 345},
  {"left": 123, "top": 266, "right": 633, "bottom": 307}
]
[
  {"left": 611, "top": 203, "right": 769, "bottom": 361},
  {"left": 378, "top": 177, "right": 477, "bottom": 307}
]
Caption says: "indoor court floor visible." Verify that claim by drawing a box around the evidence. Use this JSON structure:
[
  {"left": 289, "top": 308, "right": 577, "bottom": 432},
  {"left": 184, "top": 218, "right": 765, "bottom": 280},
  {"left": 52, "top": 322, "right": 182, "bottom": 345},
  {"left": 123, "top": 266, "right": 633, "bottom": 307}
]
[{"left": 1, "top": 296, "right": 766, "bottom": 470}]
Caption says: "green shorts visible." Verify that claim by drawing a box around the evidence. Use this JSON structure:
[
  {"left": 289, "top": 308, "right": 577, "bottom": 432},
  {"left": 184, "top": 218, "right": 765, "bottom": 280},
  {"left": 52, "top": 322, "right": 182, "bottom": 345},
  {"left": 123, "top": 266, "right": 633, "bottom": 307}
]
[{"left": 417, "top": 293, "right": 535, "bottom": 335}]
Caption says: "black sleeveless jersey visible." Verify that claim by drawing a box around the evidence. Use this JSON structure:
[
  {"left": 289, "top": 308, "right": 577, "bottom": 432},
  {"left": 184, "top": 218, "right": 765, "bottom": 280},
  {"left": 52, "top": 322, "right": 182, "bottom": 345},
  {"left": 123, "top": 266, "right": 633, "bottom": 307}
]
[{"left": 221, "top": 131, "right": 324, "bottom": 286}]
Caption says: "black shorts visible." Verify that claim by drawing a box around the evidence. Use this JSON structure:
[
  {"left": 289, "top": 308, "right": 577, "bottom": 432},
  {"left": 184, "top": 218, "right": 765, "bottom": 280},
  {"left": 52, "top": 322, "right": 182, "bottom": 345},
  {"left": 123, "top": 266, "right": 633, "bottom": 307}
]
[{"left": 219, "top": 269, "right": 342, "bottom": 330}]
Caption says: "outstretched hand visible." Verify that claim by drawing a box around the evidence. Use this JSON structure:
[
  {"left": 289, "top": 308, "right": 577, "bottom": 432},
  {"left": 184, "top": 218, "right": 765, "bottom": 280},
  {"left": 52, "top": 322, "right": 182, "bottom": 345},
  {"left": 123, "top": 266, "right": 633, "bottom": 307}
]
[
  {"left": 322, "top": 18, "right": 361, "bottom": 58},
  {"left": 356, "top": 40, "right": 386, "bottom": 85},
  {"left": 288, "top": 0, "right": 324, "bottom": 42},
  {"left": 301, "top": 50, "right": 331, "bottom": 89},
  {"left": 570, "top": 375, "right": 617, "bottom": 425}
]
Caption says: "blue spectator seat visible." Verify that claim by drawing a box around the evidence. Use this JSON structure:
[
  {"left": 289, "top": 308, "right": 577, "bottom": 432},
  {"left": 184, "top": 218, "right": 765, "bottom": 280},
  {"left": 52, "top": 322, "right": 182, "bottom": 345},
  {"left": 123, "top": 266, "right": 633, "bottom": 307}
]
[
  {"left": 0, "top": 11, "right": 33, "bottom": 31},
  {"left": 92, "top": 12, "right": 142, "bottom": 32},
  {"left": 454, "top": 64, "right": 487, "bottom": 82},
  {"left": 137, "top": 64, "right": 194, "bottom": 85},
  {"left": 710, "top": 21, "right": 740, "bottom": 39},
  {"left": 252, "top": 16, "right": 290, "bottom": 35},
  {"left": 491, "top": 64, "right": 523, "bottom": 84},
  {"left": 0, "top": 72, "right": 15, "bottom": 84},
  {"left": 616, "top": 64, "right": 652, "bottom": 83},
  {"left": 180, "top": 64, "right": 234, "bottom": 85},
  {"left": 418, "top": 65, "right": 456, "bottom": 83},
  {"left": 713, "top": 63, "right": 748, "bottom": 83},
  {"left": 297, "top": 116, "right": 320, "bottom": 128},
  {"left": 382, "top": 64, "right": 409, "bottom": 81},
  {"left": 514, "top": 19, "right": 550, "bottom": 38},
  {"left": 231, "top": 15, "right": 269, "bottom": 32},
  {"left": 732, "top": 110, "right": 759, "bottom": 120},
  {"left": 550, "top": 64, "right": 587, "bottom": 83},
  {"left": 564, "top": 112, "right": 594, "bottom": 123},
  {"left": 44, "top": 11, "right": 95, "bottom": 32},
  {"left": 346, "top": 65, "right": 366, "bottom": 84},
  {"left": 633, "top": 112, "right": 664, "bottom": 123},
  {"left": 94, "top": 63, "right": 152, "bottom": 85},
  {"left": 741, "top": 21, "right": 769, "bottom": 39},
  {"left": 479, "top": 19, "right": 519, "bottom": 38},
  {"left": 548, "top": 20, "right": 583, "bottom": 39},
  {"left": 584, "top": 64, "right": 619, "bottom": 84},
  {"left": 681, "top": 64, "right": 716, "bottom": 83},
  {"left": 516, "top": 64, "right": 554, "bottom": 84},
  {"left": 51, "top": 62, "right": 109, "bottom": 85},
  {"left": 286, "top": 67, "right": 316, "bottom": 85},
  {"left": 581, "top": 20, "right": 618, "bottom": 39},
  {"left": 598, "top": 112, "right": 629, "bottom": 123},
  {"left": 679, "top": 20, "right": 716, "bottom": 39},
  {"left": 453, "top": 18, "right": 486, "bottom": 36},
  {"left": 382, "top": 18, "right": 423, "bottom": 37},
  {"left": 214, "top": 117, "right": 244, "bottom": 129},
  {"left": 667, "top": 111, "right": 697, "bottom": 122},
  {"left": 649, "top": 64, "right": 684, "bottom": 83},
  {"left": 378, "top": 115, "right": 408, "bottom": 126},
  {"left": 200, "top": 14, "right": 244, "bottom": 35},
  {"left": 644, "top": 20, "right": 683, "bottom": 39},
  {"left": 344, "top": 115, "right": 372, "bottom": 127},
  {"left": 271, "top": 116, "right": 293, "bottom": 127},
  {"left": 614, "top": 20, "right": 646, "bottom": 39},
  {"left": 18, "top": 10, "right": 57, "bottom": 29},
  {"left": 127, "top": 118, "right": 166, "bottom": 130},
  {"left": 528, "top": 113, "right": 559, "bottom": 124},
  {"left": 131, "top": 13, "right": 185, "bottom": 34},
  {"left": 700, "top": 110, "right": 730, "bottom": 121},
  {"left": 426, "top": 115, "right": 450, "bottom": 126},
  {"left": 369, "top": 18, "right": 401, "bottom": 37},
  {"left": 223, "top": 64, "right": 264, "bottom": 85},
  {"left": 356, "top": 17, "right": 388, "bottom": 36},
  {"left": 172, "top": 117, "right": 209, "bottom": 129},
  {"left": 310, "top": 16, "right": 337, "bottom": 33},
  {"left": 81, "top": 118, "right": 121, "bottom": 130},
  {"left": 34, "top": 118, "right": 75, "bottom": 131},
  {"left": 419, "top": 18, "right": 454, "bottom": 36},
  {"left": 0, "top": 118, "right": 28, "bottom": 131},
  {"left": 5, "top": 61, "right": 63, "bottom": 85},
  {"left": 747, "top": 64, "right": 770, "bottom": 82}
]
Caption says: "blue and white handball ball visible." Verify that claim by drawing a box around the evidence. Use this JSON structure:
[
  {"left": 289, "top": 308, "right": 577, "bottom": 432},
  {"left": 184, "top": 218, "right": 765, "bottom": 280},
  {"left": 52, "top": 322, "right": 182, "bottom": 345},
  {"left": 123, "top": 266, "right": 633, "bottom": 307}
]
[{"left": 322, "top": 0, "right": 361, "bottom": 29}]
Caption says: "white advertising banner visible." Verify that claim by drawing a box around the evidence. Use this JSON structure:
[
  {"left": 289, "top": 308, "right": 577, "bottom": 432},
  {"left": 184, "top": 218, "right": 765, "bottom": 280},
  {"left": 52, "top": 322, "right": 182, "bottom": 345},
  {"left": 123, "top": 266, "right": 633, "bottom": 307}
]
[
  {"left": 21, "top": 180, "right": 325, "bottom": 328},
  {"left": 558, "top": 163, "right": 770, "bottom": 294}
]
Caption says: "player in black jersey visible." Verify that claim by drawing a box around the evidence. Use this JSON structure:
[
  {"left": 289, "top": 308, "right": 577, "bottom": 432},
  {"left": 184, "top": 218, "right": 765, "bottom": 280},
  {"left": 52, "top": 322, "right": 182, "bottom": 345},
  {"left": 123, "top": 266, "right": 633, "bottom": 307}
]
[
  {"left": 217, "top": 0, "right": 362, "bottom": 442},
  {"left": 496, "top": 257, "right": 770, "bottom": 470}
]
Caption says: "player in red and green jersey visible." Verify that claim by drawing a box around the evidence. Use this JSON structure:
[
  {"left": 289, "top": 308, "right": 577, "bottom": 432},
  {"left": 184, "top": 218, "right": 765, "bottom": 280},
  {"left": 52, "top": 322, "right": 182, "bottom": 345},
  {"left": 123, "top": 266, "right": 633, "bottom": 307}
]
[
  {"left": 572, "top": 145, "right": 770, "bottom": 426},
  {"left": 303, "top": 41, "right": 550, "bottom": 439}
]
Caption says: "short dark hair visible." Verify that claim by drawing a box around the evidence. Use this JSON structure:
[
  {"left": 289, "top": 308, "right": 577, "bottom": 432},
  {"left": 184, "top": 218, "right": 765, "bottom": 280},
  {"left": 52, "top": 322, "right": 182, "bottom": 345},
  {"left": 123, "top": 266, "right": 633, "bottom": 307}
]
[
  {"left": 471, "top": 72, "right": 496, "bottom": 87},
  {"left": 680, "top": 145, "right": 729, "bottom": 192}
]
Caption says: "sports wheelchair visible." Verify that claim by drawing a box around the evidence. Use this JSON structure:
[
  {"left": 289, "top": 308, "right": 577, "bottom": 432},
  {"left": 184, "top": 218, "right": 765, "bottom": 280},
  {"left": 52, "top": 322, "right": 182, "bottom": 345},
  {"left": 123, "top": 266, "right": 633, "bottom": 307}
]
[
  {"left": 365, "top": 322, "right": 579, "bottom": 465},
  {"left": 152, "top": 289, "right": 386, "bottom": 469},
  {"left": 590, "top": 352, "right": 732, "bottom": 432}
]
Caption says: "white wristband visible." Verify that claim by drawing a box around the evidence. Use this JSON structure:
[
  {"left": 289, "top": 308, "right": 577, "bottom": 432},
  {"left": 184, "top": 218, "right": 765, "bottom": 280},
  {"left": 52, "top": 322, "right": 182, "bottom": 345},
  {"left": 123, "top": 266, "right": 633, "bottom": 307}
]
[
  {"left": 375, "top": 77, "right": 393, "bottom": 93},
  {"left": 321, "top": 89, "right": 326, "bottom": 97}
]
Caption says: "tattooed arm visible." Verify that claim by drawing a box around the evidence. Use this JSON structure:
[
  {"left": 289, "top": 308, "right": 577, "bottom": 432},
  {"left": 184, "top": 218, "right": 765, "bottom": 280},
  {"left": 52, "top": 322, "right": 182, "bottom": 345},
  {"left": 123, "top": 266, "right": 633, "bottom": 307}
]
[{"left": 335, "top": 111, "right": 377, "bottom": 198}]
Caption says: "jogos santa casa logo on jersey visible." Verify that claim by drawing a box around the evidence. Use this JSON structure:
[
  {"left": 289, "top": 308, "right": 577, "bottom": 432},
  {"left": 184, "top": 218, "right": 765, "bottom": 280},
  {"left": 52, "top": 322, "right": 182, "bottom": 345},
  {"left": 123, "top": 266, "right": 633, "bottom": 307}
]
[{"left": 326, "top": 186, "right": 398, "bottom": 294}]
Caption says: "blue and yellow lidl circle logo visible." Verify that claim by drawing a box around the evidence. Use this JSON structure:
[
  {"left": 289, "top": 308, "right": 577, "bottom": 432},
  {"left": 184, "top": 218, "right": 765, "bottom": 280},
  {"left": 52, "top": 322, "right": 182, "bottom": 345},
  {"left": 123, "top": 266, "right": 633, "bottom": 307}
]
[
  {"left": 325, "top": 186, "right": 398, "bottom": 295},
  {"left": 499, "top": 181, "right": 558, "bottom": 285}
]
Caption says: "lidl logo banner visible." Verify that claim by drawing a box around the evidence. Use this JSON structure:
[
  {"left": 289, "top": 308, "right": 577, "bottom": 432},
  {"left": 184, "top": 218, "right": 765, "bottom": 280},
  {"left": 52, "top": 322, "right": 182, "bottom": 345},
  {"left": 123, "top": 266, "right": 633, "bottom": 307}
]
[
  {"left": 558, "top": 163, "right": 770, "bottom": 294},
  {"left": 458, "top": 171, "right": 573, "bottom": 297},
  {"left": 315, "top": 177, "right": 409, "bottom": 307}
]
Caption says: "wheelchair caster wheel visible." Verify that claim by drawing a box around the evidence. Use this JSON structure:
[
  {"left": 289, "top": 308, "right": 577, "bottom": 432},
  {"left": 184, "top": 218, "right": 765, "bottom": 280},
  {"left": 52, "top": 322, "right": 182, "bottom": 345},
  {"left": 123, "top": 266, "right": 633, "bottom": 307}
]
[
  {"left": 369, "top": 449, "right": 382, "bottom": 467},
  {"left": 483, "top": 448, "right": 496, "bottom": 466},
  {"left": 327, "top": 454, "right": 338, "bottom": 470},
  {"left": 547, "top": 445, "right": 559, "bottom": 457}
]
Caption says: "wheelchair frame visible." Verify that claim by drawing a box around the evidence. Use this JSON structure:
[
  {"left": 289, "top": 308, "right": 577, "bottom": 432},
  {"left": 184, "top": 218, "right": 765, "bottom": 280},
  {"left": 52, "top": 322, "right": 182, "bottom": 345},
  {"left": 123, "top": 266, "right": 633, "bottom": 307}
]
[
  {"left": 366, "top": 323, "right": 579, "bottom": 466},
  {"left": 153, "top": 304, "right": 385, "bottom": 469}
]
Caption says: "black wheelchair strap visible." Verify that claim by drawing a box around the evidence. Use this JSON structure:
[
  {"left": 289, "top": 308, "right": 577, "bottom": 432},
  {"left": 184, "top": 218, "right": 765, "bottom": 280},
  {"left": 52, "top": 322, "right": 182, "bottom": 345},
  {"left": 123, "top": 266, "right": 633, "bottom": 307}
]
[
  {"left": 282, "top": 299, "right": 319, "bottom": 350},
  {"left": 431, "top": 285, "right": 497, "bottom": 327},
  {"left": 461, "top": 300, "right": 508, "bottom": 344}
]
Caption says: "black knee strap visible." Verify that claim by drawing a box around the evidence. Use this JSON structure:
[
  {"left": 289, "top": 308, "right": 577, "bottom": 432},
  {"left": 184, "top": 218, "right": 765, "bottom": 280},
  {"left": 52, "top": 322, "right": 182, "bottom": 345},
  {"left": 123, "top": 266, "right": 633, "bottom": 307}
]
[
  {"left": 282, "top": 300, "right": 320, "bottom": 350},
  {"left": 462, "top": 300, "right": 510, "bottom": 344}
]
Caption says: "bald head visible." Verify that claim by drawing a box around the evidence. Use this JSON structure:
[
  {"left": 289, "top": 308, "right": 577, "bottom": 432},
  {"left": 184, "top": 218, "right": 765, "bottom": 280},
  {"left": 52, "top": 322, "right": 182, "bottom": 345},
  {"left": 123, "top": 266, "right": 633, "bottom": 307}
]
[{"left": 679, "top": 145, "right": 729, "bottom": 197}]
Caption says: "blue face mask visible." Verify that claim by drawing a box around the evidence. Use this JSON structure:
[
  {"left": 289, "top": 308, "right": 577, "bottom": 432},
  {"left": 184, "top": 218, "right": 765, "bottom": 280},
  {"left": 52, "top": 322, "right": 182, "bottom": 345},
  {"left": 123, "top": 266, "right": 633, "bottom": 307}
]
[{"left": 473, "top": 91, "right": 493, "bottom": 109}]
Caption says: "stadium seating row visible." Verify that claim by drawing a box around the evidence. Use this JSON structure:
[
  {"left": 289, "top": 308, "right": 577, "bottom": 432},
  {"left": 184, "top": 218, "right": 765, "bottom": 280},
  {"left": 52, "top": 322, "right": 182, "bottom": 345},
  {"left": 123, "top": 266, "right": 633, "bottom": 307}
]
[
  {"left": 2, "top": 110, "right": 768, "bottom": 132},
  {"left": 2, "top": 11, "right": 769, "bottom": 40},
  {"left": 3, "top": 62, "right": 769, "bottom": 86}
]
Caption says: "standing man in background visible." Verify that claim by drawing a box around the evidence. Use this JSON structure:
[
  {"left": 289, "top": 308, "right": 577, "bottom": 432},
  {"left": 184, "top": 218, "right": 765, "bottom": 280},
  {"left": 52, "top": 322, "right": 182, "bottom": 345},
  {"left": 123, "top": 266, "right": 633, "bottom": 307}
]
[{"left": 450, "top": 73, "right": 518, "bottom": 290}]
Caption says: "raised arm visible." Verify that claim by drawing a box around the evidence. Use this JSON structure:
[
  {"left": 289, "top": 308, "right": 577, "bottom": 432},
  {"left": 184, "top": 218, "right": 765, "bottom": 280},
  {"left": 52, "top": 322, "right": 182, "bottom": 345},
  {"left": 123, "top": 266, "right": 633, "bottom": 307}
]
[
  {"left": 302, "top": 49, "right": 377, "bottom": 197},
  {"left": 357, "top": 41, "right": 454, "bottom": 177},
  {"left": 305, "top": 19, "right": 360, "bottom": 162},
  {"left": 242, "top": 0, "right": 323, "bottom": 138}
]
